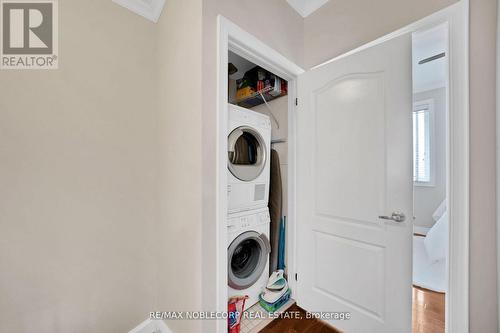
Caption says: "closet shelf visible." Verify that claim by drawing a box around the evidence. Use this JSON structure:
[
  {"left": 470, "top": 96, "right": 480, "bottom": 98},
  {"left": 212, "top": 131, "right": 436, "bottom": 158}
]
[{"left": 236, "top": 85, "right": 287, "bottom": 108}]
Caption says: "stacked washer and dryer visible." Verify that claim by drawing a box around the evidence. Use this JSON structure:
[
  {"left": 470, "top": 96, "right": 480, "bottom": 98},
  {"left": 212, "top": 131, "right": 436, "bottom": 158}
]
[{"left": 227, "top": 104, "right": 272, "bottom": 308}]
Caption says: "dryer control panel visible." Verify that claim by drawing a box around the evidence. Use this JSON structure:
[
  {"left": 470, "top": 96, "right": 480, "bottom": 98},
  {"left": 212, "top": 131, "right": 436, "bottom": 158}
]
[{"left": 228, "top": 104, "right": 272, "bottom": 131}]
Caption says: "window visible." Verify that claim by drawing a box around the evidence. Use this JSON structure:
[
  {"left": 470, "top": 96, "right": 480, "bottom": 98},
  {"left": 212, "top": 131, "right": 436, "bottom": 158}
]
[{"left": 413, "top": 100, "right": 434, "bottom": 186}]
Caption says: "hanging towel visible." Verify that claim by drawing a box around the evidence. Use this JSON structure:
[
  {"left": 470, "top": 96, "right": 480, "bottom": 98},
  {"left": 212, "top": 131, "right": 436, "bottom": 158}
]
[{"left": 268, "top": 149, "right": 282, "bottom": 275}]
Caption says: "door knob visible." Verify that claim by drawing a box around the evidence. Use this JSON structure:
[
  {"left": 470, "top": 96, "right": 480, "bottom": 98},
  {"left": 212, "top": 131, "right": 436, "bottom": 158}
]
[{"left": 378, "top": 211, "right": 406, "bottom": 223}]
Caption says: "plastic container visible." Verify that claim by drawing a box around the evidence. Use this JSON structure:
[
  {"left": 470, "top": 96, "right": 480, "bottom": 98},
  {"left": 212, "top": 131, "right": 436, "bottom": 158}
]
[
  {"left": 228, "top": 296, "right": 248, "bottom": 333},
  {"left": 259, "top": 288, "right": 291, "bottom": 313}
]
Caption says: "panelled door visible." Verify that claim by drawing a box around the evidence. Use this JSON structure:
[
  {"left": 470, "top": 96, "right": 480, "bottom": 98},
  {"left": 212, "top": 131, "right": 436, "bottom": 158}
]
[{"left": 296, "top": 35, "right": 413, "bottom": 333}]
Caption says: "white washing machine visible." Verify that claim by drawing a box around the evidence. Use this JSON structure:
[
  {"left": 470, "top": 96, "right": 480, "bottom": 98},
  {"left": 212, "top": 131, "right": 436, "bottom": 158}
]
[
  {"left": 227, "top": 104, "right": 271, "bottom": 214},
  {"left": 227, "top": 207, "right": 270, "bottom": 308}
]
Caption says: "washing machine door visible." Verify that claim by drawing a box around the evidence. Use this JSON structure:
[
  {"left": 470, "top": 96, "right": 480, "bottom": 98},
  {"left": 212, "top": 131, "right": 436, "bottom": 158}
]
[
  {"left": 228, "top": 231, "right": 270, "bottom": 290},
  {"left": 228, "top": 126, "right": 267, "bottom": 181}
]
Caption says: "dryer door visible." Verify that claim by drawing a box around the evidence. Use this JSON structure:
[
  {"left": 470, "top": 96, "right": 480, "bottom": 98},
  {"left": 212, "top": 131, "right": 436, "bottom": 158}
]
[
  {"left": 228, "top": 231, "right": 270, "bottom": 290},
  {"left": 228, "top": 126, "right": 267, "bottom": 181}
]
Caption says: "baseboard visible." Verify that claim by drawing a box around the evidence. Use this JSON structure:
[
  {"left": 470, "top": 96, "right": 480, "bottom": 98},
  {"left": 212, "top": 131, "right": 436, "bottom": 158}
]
[
  {"left": 128, "top": 319, "right": 172, "bottom": 333},
  {"left": 413, "top": 226, "right": 431, "bottom": 236}
]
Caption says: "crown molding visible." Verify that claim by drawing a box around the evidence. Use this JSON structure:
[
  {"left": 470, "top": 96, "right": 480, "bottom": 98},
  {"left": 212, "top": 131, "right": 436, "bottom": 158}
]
[
  {"left": 113, "top": 0, "right": 165, "bottom": 23},
  {"left": 286, "top": 0, "right": 329, "bottom": 18}
]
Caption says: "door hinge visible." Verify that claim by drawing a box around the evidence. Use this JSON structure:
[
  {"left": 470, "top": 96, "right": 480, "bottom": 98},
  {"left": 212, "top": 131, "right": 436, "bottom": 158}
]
[{"left": 295, "top": 98, "right": 298, "bottom": 106}]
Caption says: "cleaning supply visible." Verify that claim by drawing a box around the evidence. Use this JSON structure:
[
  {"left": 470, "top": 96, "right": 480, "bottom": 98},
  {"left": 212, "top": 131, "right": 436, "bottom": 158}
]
[
  {"left": 259, "top": 269, "right": 290, "bottom": 312},
  {"left": 260, "top": 285, "right": 289, "bottom": 304},
  {"left": 228, "top": 295, "right": 248, "bottom": 333},
  {"left": 266, "top": 269, "right": 287, "bottom": 290},
  {"left": 259, "top": 288, "right": 291, "bottom": 313},
  {"left": 277, "top": 217, "right": 286, "bottom": 270},
  {"left": 261, "top": 274, "right": 289, "bottom": 304}
]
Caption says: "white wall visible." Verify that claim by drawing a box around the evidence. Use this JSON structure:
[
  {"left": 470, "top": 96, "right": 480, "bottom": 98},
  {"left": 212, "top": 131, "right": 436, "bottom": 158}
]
[
  {"left": 156, "top": 1, "right": 203, "bottom": 332},
  {"left": 303, "top": 0, "right": 457, "bottom": 68},
  {"left": 0, "top": 1, "right": 159, "bottom": 332},
  {"left": 469, "top": 0, "right": 499, "bottom": 331},
  {"left": 0, "top": 1, "right": 204, "bottom": 332},
  {"left": 252, "top": 97, "right": 289, "bottom": 216},
  {"left": 413, "top": 88, "right": 447, "bottom": 228}
]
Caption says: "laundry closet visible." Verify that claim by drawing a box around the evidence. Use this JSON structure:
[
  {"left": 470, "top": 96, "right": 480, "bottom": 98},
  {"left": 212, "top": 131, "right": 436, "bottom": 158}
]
[{"left": 226, "top": 50, "right": 294, "bottom": 332}]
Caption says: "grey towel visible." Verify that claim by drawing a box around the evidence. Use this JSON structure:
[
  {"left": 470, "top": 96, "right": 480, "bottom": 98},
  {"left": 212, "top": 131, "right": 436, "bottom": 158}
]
[{"left": 268, "top": 149, "right": 282, "bottom": 275}]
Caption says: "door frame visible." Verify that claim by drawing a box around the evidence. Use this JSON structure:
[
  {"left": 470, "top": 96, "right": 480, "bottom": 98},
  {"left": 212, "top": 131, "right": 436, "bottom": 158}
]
[
  {"left": 214, "top": 15, "right": 304, "bottom": 333},
  {"left": 214, "top": 1, "right": 469, "bottom": 331}
]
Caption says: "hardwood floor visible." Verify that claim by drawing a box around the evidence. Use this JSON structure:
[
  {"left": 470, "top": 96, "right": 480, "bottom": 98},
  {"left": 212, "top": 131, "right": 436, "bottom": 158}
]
[
  {"left": 259, "top": 304, "right": 341, "bottom": 333},
  {"left": 259, "top": 287, "right": 444, "bottom": 333},
  {"left": 412, "top": 286, "right": 445, "bottom": 333}
]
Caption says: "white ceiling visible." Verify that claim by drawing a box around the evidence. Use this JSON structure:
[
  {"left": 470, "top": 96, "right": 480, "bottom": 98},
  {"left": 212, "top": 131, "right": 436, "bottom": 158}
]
[
  {"left": 286, "top": 0, "right": 330, "bottom": 17},
  {"left": 412, "top": 23, "right": 448, "bottom": 94}
]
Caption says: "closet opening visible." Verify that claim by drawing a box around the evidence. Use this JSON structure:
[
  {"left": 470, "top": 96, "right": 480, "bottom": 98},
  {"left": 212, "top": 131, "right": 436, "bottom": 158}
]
[{"left": 226, "top": 50, "right": 295, "bottom": 333}]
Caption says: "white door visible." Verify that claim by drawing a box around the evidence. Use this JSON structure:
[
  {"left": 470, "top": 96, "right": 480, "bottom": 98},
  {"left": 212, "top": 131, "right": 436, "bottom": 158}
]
[{"left": 296, "top": 35, "right": 413, "bottom": 333}]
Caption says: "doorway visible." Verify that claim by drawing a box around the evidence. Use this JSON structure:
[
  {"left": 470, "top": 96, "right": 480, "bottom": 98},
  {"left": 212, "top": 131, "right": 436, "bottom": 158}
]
[
  {"left": 226, "top": 50, "right": 293, "bottom": 330},
  {"left": 411, "top": 23, "right": 449, "bottom": 333}
]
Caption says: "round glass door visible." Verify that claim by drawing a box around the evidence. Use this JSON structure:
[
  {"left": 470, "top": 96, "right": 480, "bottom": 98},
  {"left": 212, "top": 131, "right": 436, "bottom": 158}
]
[
  {"left": 228, "top": 126, "right": 267, "bottom": 181},
  {"left": 228, "top": 231, "right": 270, "bottom": 290}
]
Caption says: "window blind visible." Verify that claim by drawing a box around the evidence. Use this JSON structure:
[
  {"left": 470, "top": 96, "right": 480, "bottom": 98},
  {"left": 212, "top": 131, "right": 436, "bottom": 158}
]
[{"left": 413, "top": 106, "right": 431, "bottom": 183}]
